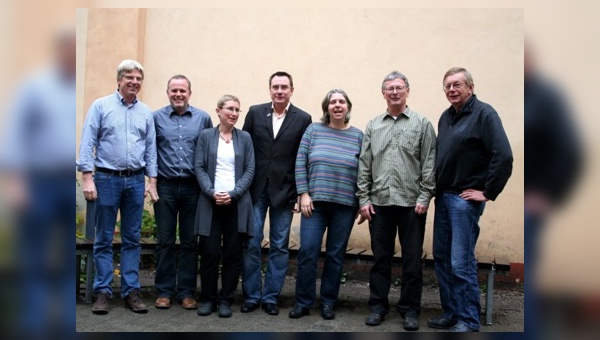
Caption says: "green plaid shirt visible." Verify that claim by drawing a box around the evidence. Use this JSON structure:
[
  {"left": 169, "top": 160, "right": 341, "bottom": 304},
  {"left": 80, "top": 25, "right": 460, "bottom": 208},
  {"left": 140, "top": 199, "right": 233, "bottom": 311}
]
[{"left": 356, "top": 107, "right": 436, "bottom": 207}]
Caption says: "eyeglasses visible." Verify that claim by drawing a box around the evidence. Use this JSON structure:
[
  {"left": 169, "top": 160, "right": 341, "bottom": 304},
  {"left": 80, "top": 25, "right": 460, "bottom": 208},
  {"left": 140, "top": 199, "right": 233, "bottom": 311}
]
[
  {"left": 221, "top": 106, "right": 241, "bottom": 113},
  {"left": 384, "top": 86, "right": 406, "bottom": 93},
  {"left": 443, "top": 82, "right": 465, "bottom": 91}
]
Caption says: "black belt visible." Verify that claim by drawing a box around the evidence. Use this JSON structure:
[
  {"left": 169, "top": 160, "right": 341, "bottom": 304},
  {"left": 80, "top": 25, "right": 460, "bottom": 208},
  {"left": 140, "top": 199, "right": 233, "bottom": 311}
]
[{"left": 96, "top": 167, "right": 145, "bottom": 177}]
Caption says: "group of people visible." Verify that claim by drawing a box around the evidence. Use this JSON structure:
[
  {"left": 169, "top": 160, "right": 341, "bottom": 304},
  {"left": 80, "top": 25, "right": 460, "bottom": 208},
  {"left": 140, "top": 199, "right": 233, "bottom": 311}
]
[{"left": 78, "top": 59, "right": 513, "bottom": 332}]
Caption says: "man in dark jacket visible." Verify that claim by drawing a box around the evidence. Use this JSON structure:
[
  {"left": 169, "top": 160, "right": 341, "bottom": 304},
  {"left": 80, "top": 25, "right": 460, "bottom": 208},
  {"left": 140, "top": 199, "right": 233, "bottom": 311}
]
[
  {"left": 240, "top": 71, "right": 312, "bottom": 315},
  {"left": 524, "top": 46, "right": 582, "bottom": 334},
  {"left": 428, "top": 67, "right": 513, "bottom": 332}
]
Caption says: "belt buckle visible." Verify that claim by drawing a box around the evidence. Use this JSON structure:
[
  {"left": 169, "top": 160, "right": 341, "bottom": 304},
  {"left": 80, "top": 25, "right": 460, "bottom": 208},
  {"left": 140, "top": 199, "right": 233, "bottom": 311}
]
[{"left": 119, "top": 169, "right": 132, "bottom": 176}]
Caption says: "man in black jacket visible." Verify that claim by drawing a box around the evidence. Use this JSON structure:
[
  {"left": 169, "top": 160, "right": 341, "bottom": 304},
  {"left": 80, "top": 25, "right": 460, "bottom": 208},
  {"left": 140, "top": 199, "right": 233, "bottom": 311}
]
[
  {"left": 240, "top": 71, "right": 312, "bottom": 315},
  {"left": 428, "top": 67, "right": 513, "bottom": 332},
  {"left": 524, "top": 46, "right": 582, "bottom": 334}
]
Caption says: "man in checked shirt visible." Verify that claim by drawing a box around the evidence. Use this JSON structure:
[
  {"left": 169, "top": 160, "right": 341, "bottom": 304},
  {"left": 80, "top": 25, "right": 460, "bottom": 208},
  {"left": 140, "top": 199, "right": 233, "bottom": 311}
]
[{"left": 357, "top": 70, "right": 436, "bottom": 331}]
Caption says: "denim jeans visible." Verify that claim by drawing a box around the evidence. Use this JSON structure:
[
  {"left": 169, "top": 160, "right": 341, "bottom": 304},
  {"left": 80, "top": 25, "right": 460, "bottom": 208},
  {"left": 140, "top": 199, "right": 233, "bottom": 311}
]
[
  {"left": 433, "top": 192, "right": 485, "bottom": 330},
  {"left": 368, "top": 205, "right": 426, "bottom": 316},
  {"left": 295, "top": 202, "right": 357, "bottom": 308},
  {"left": 153, "top": 178, "right": 200, "bottom": 300},
  {"left": 18, "top": 173, "right": 73, "bottom": 335},
  {"left": 524, "top": 210, "right": 542, "bottom": 335},
  {"left": 199, "top": 202, "right": 243, "bottom": 306},
  {"left": 242, "top": 184, "right": 294, "bottom": 304},
  {"left": 93, "top": 171, "right": 145, "bottom": 298}
]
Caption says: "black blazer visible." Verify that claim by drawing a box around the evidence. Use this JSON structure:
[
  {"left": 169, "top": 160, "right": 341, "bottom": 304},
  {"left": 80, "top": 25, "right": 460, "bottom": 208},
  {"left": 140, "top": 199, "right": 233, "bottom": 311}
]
[{"left": 242, "top": 102, "right": 312, "bottom": 208}]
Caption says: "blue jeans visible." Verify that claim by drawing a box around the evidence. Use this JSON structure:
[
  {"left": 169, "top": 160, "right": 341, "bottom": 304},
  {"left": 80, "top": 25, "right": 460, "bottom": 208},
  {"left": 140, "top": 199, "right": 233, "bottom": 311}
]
[
  {"left": 433, "top": 192, "right": 485, "bottom": 330},
  {"left": 242, "top": 184, "right": 294, "bottom": 304},
  {"left": 295, "top": 202, "right": 357, "bottom": 308},
  {"left": 524, "top": 210, "right": 542, "bottom": 335},
  {"left": 153, "top": 178, "right": 200, "bottom": 300},
  {"left": 18, "top": 173, "right": 73, "bottom": 336},
  {"left": 93, "top": 172, "right": 145, "bottom": 298}
]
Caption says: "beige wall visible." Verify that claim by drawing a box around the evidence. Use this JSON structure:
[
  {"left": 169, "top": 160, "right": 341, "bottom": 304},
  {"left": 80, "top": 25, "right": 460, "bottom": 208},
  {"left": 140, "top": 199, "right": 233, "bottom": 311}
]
[{"left": 77, "top": 8, "right": 524, "bottom": 262}]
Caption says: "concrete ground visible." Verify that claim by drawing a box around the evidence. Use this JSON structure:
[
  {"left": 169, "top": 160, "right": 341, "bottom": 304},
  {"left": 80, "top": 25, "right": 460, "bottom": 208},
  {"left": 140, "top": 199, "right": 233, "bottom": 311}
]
[{"left": 76, "top": 265, "right": 524, "bottom": 332}]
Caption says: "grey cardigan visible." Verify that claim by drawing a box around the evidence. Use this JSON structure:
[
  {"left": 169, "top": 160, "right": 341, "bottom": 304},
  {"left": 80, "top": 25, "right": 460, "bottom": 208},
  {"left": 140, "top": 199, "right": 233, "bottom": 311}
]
[{"left": 193, "top": 127, "right": 255, "bottom": 237}]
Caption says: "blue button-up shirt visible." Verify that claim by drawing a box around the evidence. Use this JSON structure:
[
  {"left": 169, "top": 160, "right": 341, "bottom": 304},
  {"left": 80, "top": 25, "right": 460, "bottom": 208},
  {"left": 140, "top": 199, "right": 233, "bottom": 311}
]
[
  {"left": 77, "top": 91, "right": 157, "bottom": 177},
  {"left": 153, "top": 105, "right": 213, "bottom": 179},
  {"left": 1, "top": 67, "right": 75, "bottom": 172}
]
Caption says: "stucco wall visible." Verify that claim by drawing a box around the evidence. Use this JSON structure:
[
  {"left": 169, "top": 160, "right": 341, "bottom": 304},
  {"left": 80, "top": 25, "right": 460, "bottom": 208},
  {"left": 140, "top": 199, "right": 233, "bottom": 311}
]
[{"left": 76, "top": 8, "right": 524, "bottom": 262}]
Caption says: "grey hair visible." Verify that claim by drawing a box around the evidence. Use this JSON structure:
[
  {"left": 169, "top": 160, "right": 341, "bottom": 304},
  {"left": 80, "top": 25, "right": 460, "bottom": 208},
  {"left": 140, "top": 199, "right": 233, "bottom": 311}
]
[
  {"left": 381, "top": 70, "right": 410, "bottom": 91},
  {"left": 443, "top": 67, "right": 474, "bottom": 87},
  {"left": 320, "top": 89, "right": 352, "bottom": 124},
  {"left": 116, "top": 59, "right": 144, "bottom": 81},
  {"left": 217, "top": 94, "right": 240, "bottom": 109}
]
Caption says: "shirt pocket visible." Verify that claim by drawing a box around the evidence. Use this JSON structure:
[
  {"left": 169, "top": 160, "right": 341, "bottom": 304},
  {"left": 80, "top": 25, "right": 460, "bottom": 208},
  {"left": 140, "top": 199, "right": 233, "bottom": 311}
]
[{"left": 398, "top": 128, "right": 420, "bottom": 153}]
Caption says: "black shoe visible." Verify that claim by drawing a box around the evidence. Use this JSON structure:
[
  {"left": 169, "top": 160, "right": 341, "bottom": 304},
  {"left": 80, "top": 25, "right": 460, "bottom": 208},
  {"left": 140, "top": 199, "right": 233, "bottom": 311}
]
[
  {"left": 321, "top": 305, "right": 335, "bottom": 320},
  {"left": 124, "top": 289, "right": 148, "bottom": 313},
  {"left": 197, "top": 302, "right": 216, "bottom": 316},
  {"left": 218, "top": 304, "right": 232, "bottom": 318},
  {"left": 449, "top": 321, "right": 479, "bottom": 332},
  {"left": 427, "top": 314, "right": 458, "bottom": 329},
  {"left": 92, "top": 292, "right": 110, "bottom": 314},
  {"left": 262, "top": 302, "right": 279, "bottom": 315},
  {"left": 240, "top": 301, "right": 259, "bottom": 313},
  {"left": 289, "top": 305, "right": 310, "bottom": 318},
  {"left": 365, "top": 312, "right": 385, "bottom": 326},
  {"left": 403, "top": 311, "right": 419, "bottom": 331}
]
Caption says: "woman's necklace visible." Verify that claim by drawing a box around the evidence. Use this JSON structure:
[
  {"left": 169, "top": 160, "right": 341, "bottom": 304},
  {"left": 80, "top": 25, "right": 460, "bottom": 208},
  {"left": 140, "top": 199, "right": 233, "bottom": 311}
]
[{"left": 219, "top": 132, "right": 232, "bottom": 143}]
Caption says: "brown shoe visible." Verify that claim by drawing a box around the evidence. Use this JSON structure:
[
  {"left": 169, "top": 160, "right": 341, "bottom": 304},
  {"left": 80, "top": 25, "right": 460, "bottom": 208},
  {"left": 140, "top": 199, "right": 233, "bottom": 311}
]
[
  {"left": 155, "top": 297, "right": 171, "bottom": 309},
  {"left": 181, "top": 297, "right": 197, "bottom": 310},
  {"left": 92, "top": 292, "right": 110, "bottom": 314},
  {"left": 124, "top": 289, "right": 148, "bottom": 313}
]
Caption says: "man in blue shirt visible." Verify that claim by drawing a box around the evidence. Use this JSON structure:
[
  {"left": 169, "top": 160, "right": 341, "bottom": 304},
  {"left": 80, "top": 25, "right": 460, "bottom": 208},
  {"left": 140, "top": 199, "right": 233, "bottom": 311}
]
[
  {"left": 152, "top": 75, "right": 212, "bottom": 310},
  {"left": 78, "top": 59, "right": 158, "bottom": 314}
]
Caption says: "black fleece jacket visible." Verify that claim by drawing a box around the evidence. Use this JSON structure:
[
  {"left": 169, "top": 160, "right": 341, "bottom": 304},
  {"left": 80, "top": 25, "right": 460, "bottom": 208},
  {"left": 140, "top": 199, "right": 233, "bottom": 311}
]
[{"left": 435, "top": 95, "right": 513, "bottom": 201}]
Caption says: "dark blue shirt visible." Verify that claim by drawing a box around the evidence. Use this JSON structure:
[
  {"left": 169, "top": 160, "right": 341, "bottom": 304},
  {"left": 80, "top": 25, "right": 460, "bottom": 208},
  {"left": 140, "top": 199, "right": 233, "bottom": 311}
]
[{"left": 153, "top": 105, "right": 213, "bottom": 179}]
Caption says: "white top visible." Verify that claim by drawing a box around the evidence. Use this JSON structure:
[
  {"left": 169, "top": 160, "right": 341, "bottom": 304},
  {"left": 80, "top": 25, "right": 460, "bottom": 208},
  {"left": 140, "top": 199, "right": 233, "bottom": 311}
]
[
  {"left": 214, "top": 138, "right": 235, "bottom": 192},
  {"left": 271, "top": 102, "right": 290, "bottom": 138},
  {"left": 272, "top": 111, "right": 286, "bottom": 138}
]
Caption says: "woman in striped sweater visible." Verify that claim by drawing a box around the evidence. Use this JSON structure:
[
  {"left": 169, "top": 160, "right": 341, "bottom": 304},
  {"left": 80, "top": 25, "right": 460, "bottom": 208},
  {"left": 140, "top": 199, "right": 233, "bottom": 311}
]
[{"left": 289, "top": 89, "right": 364, "bottom": 320}]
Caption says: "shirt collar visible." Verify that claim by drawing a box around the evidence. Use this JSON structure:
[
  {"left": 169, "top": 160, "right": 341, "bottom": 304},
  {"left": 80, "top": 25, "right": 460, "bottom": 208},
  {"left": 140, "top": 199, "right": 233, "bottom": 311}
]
[
  {"left": 115, "top": 90, "right": 138, "bottom": 106},
  {"left": 384, "top": 106, "right": 411, "bottom": 120},
  {"left": 271, "top": 102, "right": 291, "bottom": 114},
  {"left": 449, "top": 94, "right": 476, "bottom": 115},
  {"left": 169, "top": 105, "right": 192, "bottom": 117}
]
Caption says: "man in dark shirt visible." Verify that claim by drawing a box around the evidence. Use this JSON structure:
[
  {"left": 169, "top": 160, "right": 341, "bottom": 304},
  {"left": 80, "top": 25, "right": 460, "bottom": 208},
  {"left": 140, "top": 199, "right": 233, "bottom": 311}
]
[
  {"left": 428, "top": 67, "right": 513, "bottom": 332},
  {"left": 152, "top": 75, "right": 213, "bottom": 310},
  {"left": 524, "top": 47, "right": 582, "bottom": 334}
]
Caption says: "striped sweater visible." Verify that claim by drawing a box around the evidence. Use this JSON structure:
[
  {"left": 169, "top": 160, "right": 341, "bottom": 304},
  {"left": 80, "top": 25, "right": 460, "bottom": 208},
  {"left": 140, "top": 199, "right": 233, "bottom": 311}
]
[{"left": 295, "top": 123, "right": 364, "bottom": 207}]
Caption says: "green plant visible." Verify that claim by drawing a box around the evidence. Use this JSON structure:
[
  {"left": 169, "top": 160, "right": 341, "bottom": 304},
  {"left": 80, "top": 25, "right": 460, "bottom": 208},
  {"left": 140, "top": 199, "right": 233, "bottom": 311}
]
[
  {"left": 140, "top": 208, "right": 156, "bottom": 238},
  {"left": 116, "top": 208, "right": 156, "bottom": 239},
  {"left": 340, "top": 272, "right": 347, "bottom": 284},
  {"left": 76, "top": 212, "right": 85, "bottom": 227}
]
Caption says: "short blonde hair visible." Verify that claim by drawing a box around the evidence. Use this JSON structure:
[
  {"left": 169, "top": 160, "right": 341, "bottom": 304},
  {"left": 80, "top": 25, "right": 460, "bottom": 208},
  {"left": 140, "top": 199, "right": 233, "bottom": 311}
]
[{"left": 217, "top": 94, "right": 240, "bottom": 108}]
